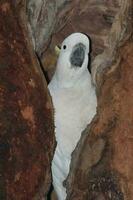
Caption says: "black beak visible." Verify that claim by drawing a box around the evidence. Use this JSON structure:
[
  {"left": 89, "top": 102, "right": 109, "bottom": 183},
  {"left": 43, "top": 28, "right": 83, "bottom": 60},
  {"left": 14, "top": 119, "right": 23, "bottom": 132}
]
[{"left": 70, "top": 43, "right": 85, "bottom": 67}]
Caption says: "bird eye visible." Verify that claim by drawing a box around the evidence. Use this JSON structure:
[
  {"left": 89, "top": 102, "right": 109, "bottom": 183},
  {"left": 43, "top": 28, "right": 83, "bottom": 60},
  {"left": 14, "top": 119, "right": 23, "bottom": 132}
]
[{"left": 63, "top": 45, "right": 66, "bottom": 50}]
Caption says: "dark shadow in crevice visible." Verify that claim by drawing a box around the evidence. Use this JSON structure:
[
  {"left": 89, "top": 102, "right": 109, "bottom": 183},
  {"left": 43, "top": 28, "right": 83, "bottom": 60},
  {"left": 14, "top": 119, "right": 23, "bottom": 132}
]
[
  {"left": 47, "top": 184, "right": 54, "bottom": 200},
  {"left": 36, "top": 52, "right": 50, "bottom": 84}
]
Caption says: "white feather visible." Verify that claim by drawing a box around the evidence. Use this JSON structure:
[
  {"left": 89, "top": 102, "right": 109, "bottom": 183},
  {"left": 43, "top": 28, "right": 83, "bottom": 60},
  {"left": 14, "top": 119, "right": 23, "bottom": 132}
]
[{"left": 48, "top": 33, "right": 97, "bottom": 200}]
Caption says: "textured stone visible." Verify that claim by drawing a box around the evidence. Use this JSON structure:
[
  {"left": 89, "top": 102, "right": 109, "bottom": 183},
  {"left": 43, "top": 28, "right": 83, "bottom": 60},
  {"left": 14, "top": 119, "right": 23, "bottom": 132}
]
[{"left": 0, "top": 1, "right": 54, "bottom": 199}]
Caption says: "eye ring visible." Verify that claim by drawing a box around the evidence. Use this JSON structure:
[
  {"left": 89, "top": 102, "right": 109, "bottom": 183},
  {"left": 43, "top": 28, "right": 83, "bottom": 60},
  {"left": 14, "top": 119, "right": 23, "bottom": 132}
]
[{"left": 63, "top": 45, "right": 66, "bottom": 50}]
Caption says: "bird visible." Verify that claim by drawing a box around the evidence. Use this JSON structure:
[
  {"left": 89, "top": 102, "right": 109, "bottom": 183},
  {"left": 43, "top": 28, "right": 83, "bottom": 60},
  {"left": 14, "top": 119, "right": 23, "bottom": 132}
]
[{"left": 48, "top": 32, "right": 97, "bottom": 200}]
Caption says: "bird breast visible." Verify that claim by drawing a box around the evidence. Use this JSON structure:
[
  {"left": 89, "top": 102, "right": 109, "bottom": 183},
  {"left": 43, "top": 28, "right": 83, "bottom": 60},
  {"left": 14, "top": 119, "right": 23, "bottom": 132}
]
[{"left": 52, "top": 85, "right": 97, "bottom": 156}]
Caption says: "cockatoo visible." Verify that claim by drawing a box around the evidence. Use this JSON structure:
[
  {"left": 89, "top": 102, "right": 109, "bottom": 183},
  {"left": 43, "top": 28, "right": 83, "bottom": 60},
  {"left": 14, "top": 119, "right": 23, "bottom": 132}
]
[{"left": 48, "top": 33, "right": 97, "bottom": 200}]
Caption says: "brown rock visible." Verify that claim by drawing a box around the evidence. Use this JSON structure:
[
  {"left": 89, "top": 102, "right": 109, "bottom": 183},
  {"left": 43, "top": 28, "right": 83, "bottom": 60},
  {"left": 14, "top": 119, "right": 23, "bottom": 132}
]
[{"left": 0, "top": 1, "right": 55, "bottom": 199}]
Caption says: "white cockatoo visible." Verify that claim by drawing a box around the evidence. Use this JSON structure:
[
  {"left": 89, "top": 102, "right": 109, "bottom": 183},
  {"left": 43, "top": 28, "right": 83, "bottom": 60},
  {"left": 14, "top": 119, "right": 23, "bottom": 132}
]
[{"left": 48, "top": 33, "right": 97, "bottom": 200}]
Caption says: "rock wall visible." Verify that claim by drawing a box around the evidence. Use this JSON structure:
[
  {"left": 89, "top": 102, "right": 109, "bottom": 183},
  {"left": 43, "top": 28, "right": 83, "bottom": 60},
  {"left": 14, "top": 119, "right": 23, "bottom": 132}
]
[{"left": 0, "top": 1, "right": 55, "bottom": 199}]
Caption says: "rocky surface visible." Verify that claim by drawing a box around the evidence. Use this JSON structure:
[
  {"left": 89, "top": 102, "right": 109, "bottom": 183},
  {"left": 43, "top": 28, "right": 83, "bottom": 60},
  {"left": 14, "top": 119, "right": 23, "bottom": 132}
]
[{"left": 0, "top": 1, "right": 55, "bottom": 199}]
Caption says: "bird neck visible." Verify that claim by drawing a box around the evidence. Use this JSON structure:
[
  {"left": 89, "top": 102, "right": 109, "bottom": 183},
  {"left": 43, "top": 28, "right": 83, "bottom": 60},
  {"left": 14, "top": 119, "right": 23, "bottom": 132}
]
[{"left": 54, "top": 68, "right": 92, "bottom": 90}]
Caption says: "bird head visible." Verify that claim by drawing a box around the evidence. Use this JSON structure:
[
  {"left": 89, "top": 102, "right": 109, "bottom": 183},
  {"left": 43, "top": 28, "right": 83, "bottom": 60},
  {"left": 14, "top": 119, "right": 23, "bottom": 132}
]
[{"left": 55, "top": 33, "right": 90, "bottom": 88}]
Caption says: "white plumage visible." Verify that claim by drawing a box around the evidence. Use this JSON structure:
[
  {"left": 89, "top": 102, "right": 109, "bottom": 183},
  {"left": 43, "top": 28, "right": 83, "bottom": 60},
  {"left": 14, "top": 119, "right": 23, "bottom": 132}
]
[{"left": 48, "top": 33, "right": 97, "bottom": 200}]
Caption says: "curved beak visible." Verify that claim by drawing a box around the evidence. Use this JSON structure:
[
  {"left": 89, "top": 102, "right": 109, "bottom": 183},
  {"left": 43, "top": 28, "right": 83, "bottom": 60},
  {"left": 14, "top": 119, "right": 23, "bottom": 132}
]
[{"left": 70, "top": 43, "right": 85, "bottom": 67}]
